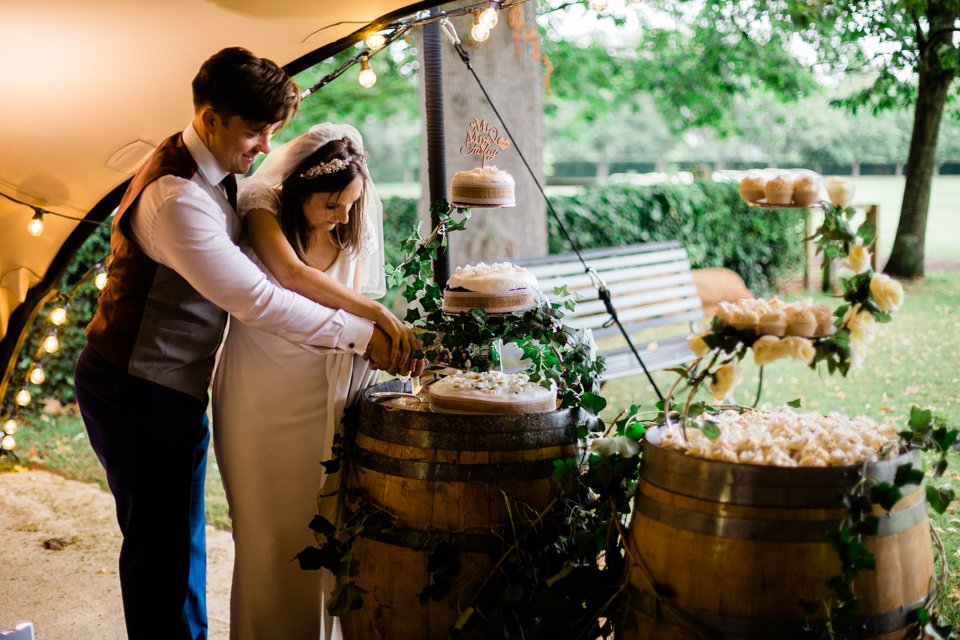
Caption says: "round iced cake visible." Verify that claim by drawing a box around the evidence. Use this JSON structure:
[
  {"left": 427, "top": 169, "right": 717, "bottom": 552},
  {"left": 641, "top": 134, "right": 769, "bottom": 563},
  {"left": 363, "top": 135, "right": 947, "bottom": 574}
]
[
  {"left": 442, "top": 262, "right": 539, "bottom": 315},
  {"left": 428, "top": 370, "right": 557, "bottom": 414},
  {"left": 450, "top": 166, "right": 515, "bottom": 207}
]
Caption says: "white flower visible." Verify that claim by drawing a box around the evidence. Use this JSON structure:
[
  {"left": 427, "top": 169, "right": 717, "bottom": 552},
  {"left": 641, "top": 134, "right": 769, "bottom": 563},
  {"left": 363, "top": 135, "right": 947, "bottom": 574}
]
[
  {"left": 842, "top": 238, "right": 871, "bottom": 275},
  {"left": 579, "top": 328, "right": 599, "bottom": 362},
  {"left": 688, "top": 334, "right": 712, "bottom": 358},
  {"left": 591, "top": 435, "right": 641, "bottom": 458},
  {"left": 869, "top": 273, "right": 904, "bottom": 312},
  {"left": 825, "top": 177, "right": 855, "bottom": 208},
  {"left": 710, "top": 363, "right": 742, "bottom": 401},
  {"left": 752, "top": 335, "right": 791, "bottom": 366},
  {"left": 782, "top": 336, "right": 816, "bottom": 365}
]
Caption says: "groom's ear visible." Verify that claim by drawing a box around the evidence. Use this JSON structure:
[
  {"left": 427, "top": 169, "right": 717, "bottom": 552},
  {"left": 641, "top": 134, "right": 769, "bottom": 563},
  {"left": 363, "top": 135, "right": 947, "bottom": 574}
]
[{"left": 199, "top": 106, "right": 218, "bottom": 134}]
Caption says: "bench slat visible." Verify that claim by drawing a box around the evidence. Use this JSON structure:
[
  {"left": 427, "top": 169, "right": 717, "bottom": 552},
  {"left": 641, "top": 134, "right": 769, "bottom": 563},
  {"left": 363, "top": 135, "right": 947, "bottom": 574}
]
[
  {"left": 565, "top": 284, "right": 701, "bottom": 318},
  {"left": 524, "top": 248, "right": 690, "bottom": 280},
  {"left": 536, "top": 262, "right": 695, "bottom": 294}
]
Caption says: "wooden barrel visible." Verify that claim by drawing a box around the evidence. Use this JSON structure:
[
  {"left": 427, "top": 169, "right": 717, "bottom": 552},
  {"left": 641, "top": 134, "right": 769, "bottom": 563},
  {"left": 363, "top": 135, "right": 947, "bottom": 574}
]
[
  {"left": 624, "top": 439, "right": 934, "bottom": 640},
  {"left": 339, "top": 380, "right": 580, "bottom": 640}
]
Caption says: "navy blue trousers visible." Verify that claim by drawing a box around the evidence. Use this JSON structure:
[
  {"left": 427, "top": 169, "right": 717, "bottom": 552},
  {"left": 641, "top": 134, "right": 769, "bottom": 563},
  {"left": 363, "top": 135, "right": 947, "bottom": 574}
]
[{"left": 75, "top": 345, "right": 209, "bottom": 640}]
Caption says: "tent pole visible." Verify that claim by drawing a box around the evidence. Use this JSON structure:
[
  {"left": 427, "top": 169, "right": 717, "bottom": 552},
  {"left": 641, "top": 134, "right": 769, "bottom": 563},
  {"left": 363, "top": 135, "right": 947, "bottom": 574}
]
[{"left": 422, "top": 14, "right": 450, "bottom": 288}]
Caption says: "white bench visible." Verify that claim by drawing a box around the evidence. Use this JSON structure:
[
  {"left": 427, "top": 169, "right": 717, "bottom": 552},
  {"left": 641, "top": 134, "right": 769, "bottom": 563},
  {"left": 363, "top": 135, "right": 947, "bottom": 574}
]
[{"left": 515, "top": 241, "right": 705, "bottom": 383}]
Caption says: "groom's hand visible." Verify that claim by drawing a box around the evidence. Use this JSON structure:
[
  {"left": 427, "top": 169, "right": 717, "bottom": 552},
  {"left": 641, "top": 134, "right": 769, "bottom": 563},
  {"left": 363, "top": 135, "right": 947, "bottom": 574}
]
[{"left": 364, "top": 325, "right": 409, "bottom": 375}]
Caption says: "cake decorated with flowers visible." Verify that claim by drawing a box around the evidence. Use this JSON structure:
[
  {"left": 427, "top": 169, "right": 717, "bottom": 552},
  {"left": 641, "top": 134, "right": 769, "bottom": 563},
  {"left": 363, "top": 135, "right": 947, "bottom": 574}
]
[
  {"left": 442, "top": 262, "right": 539, "bottom": 315},
  {"left": 450, "top": 166, "right": 516, "bottom": 207},
  {"left": 428, "top": 370, "right": 557, "bottom": 414}
]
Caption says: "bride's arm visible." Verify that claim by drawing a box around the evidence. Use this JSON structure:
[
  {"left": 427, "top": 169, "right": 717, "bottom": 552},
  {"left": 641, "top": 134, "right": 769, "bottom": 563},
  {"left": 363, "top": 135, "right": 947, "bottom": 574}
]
[{"left": 244, "top": 207, "right": 415, "bottom": 369}]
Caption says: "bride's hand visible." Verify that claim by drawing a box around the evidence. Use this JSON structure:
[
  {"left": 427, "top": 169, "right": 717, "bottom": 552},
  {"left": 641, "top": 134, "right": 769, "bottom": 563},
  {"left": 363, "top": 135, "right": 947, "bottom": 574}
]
[{"left": 372, "top": 304, "right": 418, "bottom": 372}]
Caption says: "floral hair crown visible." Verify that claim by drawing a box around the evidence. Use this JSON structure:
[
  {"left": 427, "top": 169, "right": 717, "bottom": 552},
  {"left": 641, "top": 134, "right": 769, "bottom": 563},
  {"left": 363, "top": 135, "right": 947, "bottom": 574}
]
[{"left": 299, "top": 157, "right": 351, "bottom": 179}]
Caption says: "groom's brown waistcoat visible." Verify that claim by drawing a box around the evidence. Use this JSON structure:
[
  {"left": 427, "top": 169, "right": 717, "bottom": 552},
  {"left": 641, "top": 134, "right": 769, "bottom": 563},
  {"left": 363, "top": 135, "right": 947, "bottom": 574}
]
[{"left": 86, "top": 132, "right": 229, "bottom": 400}]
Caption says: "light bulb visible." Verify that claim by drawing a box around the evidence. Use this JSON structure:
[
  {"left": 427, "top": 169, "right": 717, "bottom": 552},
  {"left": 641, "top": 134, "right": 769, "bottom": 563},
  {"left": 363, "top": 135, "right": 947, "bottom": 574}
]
[
  {"left": 3, "top": 418, "right": 17, "bottom": 435},
  {"left": 15, "top": 387, "right": 31, "bottom": 407},
  {"left": 29, "top": 365, "right": 45, "bottom": 385},
  {"left": 1, "top": 434, "right": 15, "bottom": 451},
  {"left": 479, "top": 5, "right": 499, "bottom": 29},
  {"left": 42, "top": 333, "right": 59, "bottom": 354},
  {"left": 358, "top": 54, "right": 377, "bottom": 88},
  {"left": 49, "top": 306, "right": 67, "bottom": 326},
  {"left": 27, "top": 213, "right": 44, "bottom": 236},
  {"left": 589, "top": 0, "right": 609, "bottom": 10},
  {"left": 365, "top": 32, "right": 386, "bottom": 50},
  {"left": 95, "top": 271, "right": 108, "bottom": 290},
  {"left": 471, "top": 15, "right": 491, "bottom": 42}
]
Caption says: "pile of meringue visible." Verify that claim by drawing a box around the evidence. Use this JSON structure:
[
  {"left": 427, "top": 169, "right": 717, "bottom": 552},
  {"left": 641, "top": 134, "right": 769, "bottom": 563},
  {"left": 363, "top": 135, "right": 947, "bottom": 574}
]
[
  {"left": 438, "top": 370, "right": 539, "bottom": 396},
  {"left": 715, "top": 297, "right": 835, "bottom": 338},
  {"left": 658, "top": 407, "right": 898, "bottom": 467}
]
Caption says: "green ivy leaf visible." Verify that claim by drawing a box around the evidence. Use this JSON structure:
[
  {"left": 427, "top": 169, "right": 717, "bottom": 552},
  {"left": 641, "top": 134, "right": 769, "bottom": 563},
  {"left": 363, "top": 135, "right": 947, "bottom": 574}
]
[
  {"left": 908, "top": 406, "right": 933, "bottom": 433},
  {"left": 701, "top": 422, "right": 721, "bottom": 440},
  {"left": 308, "top": 515, "right": 336, "bottom": 537},
  {"left": 787, "top": 397, "right": 802, "bottom": 408},
  {"left": 893, "top": 463, "right": 924, "bottom": 488},
  {"left": 926, "top": 484, "right": 956, "bottom": 515},
  {"left": 327, "top": 581, "right": 367, "bottom": 615},
  {"left": 580, "top": 392, "right": 607, "bottom": 415}
]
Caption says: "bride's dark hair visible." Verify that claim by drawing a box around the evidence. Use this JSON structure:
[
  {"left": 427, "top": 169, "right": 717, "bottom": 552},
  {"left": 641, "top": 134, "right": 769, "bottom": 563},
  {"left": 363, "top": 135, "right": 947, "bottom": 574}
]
[{"left": 280, "top": 136, "right": 367, "bottom": 261}]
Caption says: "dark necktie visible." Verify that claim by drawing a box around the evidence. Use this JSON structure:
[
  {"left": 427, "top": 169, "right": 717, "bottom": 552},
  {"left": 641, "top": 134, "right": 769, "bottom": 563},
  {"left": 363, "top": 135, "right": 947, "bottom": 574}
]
[{"left": 221, "top": 174, "right": 238, "bottom": 210}]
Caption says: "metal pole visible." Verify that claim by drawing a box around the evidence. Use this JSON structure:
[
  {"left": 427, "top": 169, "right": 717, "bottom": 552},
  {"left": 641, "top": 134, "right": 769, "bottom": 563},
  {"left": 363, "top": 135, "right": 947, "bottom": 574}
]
[{"left": 422, "top": 16, "right": 450, "bottom": 288}]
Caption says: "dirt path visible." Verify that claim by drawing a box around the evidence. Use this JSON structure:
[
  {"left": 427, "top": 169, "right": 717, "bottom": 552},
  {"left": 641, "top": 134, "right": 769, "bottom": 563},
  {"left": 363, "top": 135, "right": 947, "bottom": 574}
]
[{"left": 0, "top": 468, "right": 233, "bottom": 639}]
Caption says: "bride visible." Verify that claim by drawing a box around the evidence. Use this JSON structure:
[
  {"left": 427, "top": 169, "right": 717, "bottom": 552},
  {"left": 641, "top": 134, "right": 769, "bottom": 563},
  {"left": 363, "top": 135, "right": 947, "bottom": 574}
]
[{"left": 212, "top": 123, "right": 419, "bottom": 639}]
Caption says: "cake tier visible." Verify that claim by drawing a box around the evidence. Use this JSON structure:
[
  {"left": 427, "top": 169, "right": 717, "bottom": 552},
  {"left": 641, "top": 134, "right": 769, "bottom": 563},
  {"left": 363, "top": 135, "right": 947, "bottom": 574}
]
[
  {"left": 450, "top": 182, "right": 515, "bottom": 207},
  {"left": 428, "top": 371, "right": 557, "bottom": 415},
  {"left": 442, "top": 288, "right": 537, "bottom": 315}
]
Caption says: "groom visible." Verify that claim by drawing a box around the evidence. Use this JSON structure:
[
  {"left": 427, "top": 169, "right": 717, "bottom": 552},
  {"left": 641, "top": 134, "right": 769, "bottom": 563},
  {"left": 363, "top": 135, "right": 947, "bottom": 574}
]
[{"left": 74, "top": 47, "right": 408, "bottom": 639}]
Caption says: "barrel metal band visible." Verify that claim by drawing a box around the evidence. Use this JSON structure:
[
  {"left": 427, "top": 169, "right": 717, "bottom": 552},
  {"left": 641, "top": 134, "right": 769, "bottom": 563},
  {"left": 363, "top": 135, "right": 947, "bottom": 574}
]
[
  {"left": 633, "top": 492, "right": 928, "bottom": 541},
  {"left": 641, "top": 447, "right": 922, "bottom": 509},
  {"left": 356, "top": 419, "right": 576, "bottom": 451},
  {"left": 627, "top": 585, "right": 928, "bottom": 637},
  {"left": 354, "top": 448, "right": 557, "bottom": 482},
  {"left": 359, "top": 523, "right": 500, "bottom": 552}
]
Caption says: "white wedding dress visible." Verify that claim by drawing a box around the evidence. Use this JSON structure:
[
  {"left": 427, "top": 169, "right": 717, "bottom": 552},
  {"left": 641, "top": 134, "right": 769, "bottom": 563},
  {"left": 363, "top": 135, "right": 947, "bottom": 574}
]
[{"left": 212, "top": 206, "right": 379, "bottom": 640}]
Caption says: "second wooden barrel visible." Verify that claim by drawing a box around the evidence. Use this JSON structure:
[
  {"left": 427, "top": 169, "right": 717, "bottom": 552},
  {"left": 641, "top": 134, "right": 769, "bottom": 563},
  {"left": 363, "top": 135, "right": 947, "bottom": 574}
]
[
  {"left": 338, "top": 380, "right": 581, "bottom": 640},
  {"left": 624, "top": 439, "right": 934, "bottom": 639}
]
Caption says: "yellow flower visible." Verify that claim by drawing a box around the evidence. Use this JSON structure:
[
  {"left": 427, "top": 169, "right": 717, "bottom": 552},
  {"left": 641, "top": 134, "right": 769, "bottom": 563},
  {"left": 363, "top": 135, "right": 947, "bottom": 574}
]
[
  {"left": 710, "top": 363, "right": 742, "bottom": 401},
  {"left": 752, "top": 335, "right": 791, "bottom": 366},
  {"left": 688, "top": 334, "right": 712, "bottom": 358},
  {"left": 845, "top": 239, "right": 871, "bottom": 274},
  {"left": 846, "top": 309, "right": 877, "bottom": 342},
  {"left": 869, "top": 273, "right": 904, "bottom": 312},
  {"left": 782, "top": 336, "right": 816, "bottom": 365}
]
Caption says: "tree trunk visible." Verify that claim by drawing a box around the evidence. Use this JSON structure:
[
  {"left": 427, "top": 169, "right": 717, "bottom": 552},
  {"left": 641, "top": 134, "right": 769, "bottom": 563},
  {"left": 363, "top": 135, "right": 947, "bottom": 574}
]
[
  {"left": 418, "top": 1, "right": 546, "bottom": 266},
  {"left": 885, "top": 8, "right": 957, "bottom": 278}
]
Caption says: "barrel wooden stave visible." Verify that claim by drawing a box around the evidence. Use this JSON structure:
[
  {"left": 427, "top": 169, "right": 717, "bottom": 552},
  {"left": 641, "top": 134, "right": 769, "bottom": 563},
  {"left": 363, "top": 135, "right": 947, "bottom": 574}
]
[
  {"left": 339, "top": 381, "right": 580, "bottom": 640},
  {"left": 625, "top": 443, "right": 934, "bottom": 640}
]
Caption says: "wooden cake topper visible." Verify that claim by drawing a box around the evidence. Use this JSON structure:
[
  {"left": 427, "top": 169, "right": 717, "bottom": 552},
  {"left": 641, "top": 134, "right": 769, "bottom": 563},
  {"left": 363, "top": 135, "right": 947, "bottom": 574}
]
[{"left": 459, "top": 118, "right": 511, "bottom": 168}]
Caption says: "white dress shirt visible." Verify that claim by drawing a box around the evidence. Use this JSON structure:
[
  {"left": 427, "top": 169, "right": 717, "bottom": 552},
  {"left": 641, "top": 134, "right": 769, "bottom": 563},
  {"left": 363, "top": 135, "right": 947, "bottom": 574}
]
[{"left": 127, "top": 123, "right": 373, "bottom": 354}]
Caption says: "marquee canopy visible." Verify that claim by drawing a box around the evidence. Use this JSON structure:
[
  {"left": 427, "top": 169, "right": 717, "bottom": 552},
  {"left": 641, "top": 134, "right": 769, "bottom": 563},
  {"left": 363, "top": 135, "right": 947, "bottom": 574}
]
[{"left": 0, "top": 0, "right": 448, "bottom": 393}]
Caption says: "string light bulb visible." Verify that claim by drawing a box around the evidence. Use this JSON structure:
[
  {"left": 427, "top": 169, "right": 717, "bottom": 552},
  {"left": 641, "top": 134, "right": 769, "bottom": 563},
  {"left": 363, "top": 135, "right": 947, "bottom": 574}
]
[
  {"left": 1, "top": 434, "right": 15, "bottom": 451},
  {"left": 479, "top": 4, "right": 499, "bottom": 29},
  {"left": 2, "top": 418, "right": 16, "bottom": 435},
  {"left": 365, "top": 32, "right": 387, "bottom": 50},
  {"left": 49, "top": 305, "right": 68, "bottom": 326},
  {"left": 589, "top": 0, "right": 609, "bottom": 10},
  {"left": 358, "top": 53, "right": 377, "bottom": 88},
  {"left": 27, "top": 211, "right": 45, "bottom": 236},
  {"left": 471, "top": 13, "right": 491, "bottom": 42},
  {"left": 15, "top": 387, "right": 31, "bottom": 407},
  {"left": 29, "top": 364, "right": 45, "bottom": 385},
  {"left": 42, "top": 332, "right": 59, "bottom": 354},
  {"left": 95, "top": 269, "right": 108, "bottom": 290}
]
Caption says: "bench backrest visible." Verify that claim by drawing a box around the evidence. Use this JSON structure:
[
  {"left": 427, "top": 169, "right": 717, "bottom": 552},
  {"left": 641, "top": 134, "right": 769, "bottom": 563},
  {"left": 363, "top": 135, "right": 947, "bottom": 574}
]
[{"left": 516, "top": 241, "right": 704, "bottom": 341}]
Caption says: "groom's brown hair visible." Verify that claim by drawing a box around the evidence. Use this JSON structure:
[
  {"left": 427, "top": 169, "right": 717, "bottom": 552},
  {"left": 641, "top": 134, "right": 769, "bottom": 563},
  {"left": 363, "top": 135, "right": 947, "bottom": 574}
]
[{"left": 192, "top": 47, "right": 300, "bottom": 126}]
